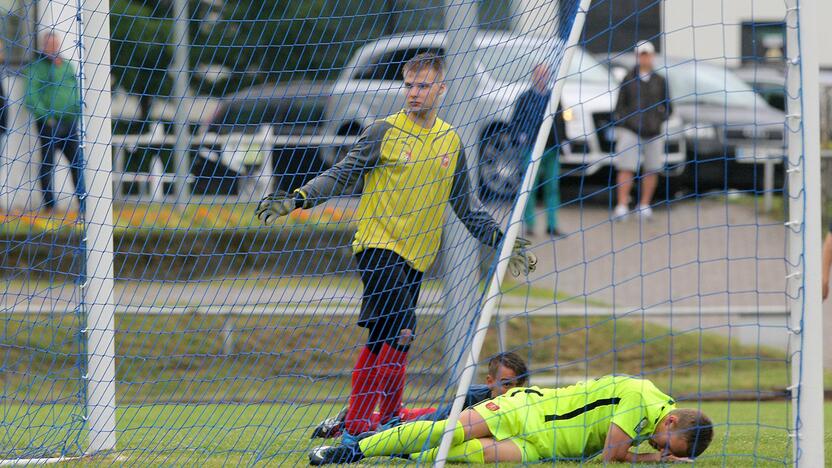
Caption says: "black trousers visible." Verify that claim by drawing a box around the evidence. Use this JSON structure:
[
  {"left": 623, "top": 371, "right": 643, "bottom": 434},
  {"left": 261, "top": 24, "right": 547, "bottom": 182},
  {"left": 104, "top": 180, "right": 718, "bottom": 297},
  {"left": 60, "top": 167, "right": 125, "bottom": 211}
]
[{"left": 37, "top": 121, "right": 82, "bottom": 209}]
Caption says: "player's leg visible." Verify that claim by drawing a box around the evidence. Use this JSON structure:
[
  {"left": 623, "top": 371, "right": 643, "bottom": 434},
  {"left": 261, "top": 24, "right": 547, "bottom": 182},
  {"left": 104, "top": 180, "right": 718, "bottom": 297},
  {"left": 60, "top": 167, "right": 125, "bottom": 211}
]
[
  {"left": 309, "top": 401, "right": 504, "bottom": 464},
  {"left": 410, "top": 437, "right": 531, "bottom": 463},
  {"left": 342, "top": 250, "right": 387, "bottom": 436},
  {"left": 375, "top": 264, "right": 422, "bottom": 426},
  {"left": 341, "top": 323, "right": 383, "bottom": 436},
  {"left": 358, "top": 408, "right": 492, "bottom": 457},
  {"left": 343, "top": 249, "right": 421, "bottom": 436}
]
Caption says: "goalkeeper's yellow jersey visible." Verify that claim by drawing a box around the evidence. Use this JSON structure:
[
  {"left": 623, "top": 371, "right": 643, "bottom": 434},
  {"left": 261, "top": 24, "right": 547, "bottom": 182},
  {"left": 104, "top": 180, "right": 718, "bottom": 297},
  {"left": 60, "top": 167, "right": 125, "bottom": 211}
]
[{"left": 297, "top": 110, "right": 503, "bottom": 272}]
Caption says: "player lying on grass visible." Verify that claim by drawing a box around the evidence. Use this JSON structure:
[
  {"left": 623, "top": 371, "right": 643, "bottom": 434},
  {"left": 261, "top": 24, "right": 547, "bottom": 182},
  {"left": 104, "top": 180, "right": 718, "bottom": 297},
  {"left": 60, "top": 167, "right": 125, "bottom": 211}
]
[
  {"left": 309, "top": 374, "right": 713, "bottom": 464},
  {"left": 312, "top": 352, "right": 529, "bottom": 438}
]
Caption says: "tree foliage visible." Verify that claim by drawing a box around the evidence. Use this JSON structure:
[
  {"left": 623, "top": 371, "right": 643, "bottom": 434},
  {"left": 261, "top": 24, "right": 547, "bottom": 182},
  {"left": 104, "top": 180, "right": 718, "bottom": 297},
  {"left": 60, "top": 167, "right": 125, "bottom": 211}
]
[{"left": 110, "top": 0, "right": 175, "bottom": 115}]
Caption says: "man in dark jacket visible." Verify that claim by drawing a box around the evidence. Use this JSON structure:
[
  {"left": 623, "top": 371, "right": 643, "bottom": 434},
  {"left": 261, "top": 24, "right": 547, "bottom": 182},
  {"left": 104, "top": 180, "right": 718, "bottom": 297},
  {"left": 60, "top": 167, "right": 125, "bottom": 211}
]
[
  {"left": 509, "top": 63, "right": 566, "bottom": 237},
  {"left": 25, "top": 33, "right": 82, "bottom": 212},
  {"left": 612, "top": 40, "right": 672, "bottom": 221}
]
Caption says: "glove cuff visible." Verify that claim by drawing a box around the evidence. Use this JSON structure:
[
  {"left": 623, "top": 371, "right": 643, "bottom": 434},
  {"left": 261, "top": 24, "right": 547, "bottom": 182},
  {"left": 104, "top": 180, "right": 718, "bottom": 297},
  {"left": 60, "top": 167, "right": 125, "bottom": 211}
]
[{"left": 293, "top": 191, "right": 306, "bottom": 209}]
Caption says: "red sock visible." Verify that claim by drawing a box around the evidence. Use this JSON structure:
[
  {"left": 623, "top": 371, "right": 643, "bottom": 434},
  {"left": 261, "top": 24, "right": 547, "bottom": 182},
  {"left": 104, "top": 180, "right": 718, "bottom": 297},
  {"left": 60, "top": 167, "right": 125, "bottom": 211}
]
[
  {"left": 375, "top": 343, "right": 408, "bottom": 425},
  {"left": 344, "top": 346, "right": 378, "bottom": 435},
  {"left": 369, "top": 412, "right": 381, "bottom": 430},
  {"left": 399, "top": 406, "right": 437, "bottom": 422}
]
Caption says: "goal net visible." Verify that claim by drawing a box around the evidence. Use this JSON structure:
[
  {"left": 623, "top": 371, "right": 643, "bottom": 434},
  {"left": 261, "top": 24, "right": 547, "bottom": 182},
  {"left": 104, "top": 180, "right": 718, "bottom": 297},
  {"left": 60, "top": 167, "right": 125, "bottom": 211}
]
[{"left": 0, "top": 0, "right": 822, "bottom": 465}]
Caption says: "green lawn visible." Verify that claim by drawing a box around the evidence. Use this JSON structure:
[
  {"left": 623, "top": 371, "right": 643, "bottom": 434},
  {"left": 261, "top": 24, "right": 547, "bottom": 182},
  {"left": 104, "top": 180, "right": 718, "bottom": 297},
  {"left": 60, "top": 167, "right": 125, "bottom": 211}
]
[
  {"left": 1, "top": 309, "right": 826, "bottom": 465},
  {"left": 1, "top": 400, "right": 827, "bottom": 466}
]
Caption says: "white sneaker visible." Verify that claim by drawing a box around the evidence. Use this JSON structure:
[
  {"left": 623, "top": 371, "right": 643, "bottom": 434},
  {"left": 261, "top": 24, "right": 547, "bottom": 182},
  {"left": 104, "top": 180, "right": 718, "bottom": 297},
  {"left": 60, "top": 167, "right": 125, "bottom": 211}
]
[
  {"left": 636, "top": 205, "right": 653, "bottom": 220},
  {"left": 612, "top": 204, "right": 629, "bottom": 221}
]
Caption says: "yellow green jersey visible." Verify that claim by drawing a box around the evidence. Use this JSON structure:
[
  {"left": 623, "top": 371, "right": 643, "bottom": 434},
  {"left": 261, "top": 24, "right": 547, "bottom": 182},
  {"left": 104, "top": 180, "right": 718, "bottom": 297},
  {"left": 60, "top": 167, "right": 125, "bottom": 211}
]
[
  {"left": 297, "top": 110, "right": 503, "bottom": 272},
  {"left": 472, "top": 375, "right": 677, "bottom": 461}
]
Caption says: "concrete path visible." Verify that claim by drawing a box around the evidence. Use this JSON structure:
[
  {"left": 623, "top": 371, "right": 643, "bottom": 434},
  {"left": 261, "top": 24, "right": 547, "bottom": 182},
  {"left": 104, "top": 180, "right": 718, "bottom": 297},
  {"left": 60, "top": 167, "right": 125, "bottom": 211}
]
[{"left": 521, "top": 197, "right": 788, "bottom": 309}]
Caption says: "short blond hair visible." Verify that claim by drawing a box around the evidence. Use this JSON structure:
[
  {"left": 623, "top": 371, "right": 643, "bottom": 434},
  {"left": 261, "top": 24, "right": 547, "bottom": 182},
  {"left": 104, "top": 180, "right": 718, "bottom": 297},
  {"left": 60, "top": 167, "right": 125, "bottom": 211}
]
[{"left": 402, "top": 52, "right": 445, "bottom": 79}]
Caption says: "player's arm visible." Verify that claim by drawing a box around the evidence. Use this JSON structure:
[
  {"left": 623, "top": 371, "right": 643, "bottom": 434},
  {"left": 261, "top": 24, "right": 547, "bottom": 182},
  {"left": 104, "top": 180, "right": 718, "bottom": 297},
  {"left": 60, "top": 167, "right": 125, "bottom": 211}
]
[
  {"left": 256, "top": 122, "right": 386, "bottom": 223},
  {"left": 448, "top": 148, "right": 537, "bottom": 277},
  {"left": 448, "top": 147, "right": 504, "bottom": 248},
  {"left": 295, "top": 121, "right": 387, "bottom": 208},
  {"left": 602, "top": 423, "right": 690, "bottom": 463}
]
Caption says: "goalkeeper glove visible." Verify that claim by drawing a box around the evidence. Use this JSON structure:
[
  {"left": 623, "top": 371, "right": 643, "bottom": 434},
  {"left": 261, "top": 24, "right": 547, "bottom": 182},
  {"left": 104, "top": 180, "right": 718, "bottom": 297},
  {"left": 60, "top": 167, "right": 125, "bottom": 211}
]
[
  {"left": 507, "top": 237, "right": 537, "bottom": 277},
  {"left": 256, "top": 191, "right": 303, "bottom": 224}
]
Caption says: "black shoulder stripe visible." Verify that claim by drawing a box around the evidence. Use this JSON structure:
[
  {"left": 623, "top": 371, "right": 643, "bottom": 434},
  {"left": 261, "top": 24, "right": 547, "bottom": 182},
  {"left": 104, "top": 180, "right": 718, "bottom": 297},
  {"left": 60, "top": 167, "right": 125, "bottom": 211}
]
[
  {"left": 544, "top": 397, "right": 622, "bottom": 422},
  {"left": 510, "top": 388, "right": 544, "bottom": 398}
]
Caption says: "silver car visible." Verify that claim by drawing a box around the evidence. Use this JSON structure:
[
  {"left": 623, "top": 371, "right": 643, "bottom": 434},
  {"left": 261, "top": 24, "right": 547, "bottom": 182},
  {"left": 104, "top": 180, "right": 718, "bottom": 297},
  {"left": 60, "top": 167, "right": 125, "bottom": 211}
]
[{"left": 321, "top": 31, "right": 686, "bottom": 199}]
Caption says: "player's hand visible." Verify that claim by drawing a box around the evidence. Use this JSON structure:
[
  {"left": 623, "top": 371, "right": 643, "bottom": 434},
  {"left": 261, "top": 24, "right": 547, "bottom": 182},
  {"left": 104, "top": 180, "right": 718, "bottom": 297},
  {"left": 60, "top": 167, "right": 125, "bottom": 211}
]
[
  {"left": 661, "top": 452, "right": 693, "bottom": 463},
  {"left": 508, "top": 237, "right": 537, "bottom": 277},
  {"left": 256, "top": 191, "right": 297, "bottom": 225}
]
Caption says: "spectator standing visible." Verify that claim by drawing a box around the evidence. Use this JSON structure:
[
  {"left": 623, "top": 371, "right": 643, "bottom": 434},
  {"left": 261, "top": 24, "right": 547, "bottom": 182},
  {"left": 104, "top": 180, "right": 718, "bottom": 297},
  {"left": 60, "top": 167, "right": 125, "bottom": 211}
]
[
  {"left": 509, "top": 63, "right": 566, "bottom": 237},
  {"left": 612, "top": 40, "right": 672, "bottom": 221},
  {"left": 24, "top": 33, "right": 81, "bottom": 212}
]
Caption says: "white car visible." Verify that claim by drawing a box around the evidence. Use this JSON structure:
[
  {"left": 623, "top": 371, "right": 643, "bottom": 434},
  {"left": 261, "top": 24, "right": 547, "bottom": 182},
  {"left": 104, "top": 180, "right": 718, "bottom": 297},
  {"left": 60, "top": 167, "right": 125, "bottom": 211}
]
[{"left": 322, "top": 31, "right": 686, "bottom": 199}]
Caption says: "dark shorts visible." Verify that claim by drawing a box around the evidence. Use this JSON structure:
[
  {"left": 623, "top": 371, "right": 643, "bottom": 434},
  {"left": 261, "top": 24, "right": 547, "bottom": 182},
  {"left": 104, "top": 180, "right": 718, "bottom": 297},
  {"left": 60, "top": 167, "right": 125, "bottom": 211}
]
[{"left": 355, "top": 248, "right": 423, "bottom": 345}]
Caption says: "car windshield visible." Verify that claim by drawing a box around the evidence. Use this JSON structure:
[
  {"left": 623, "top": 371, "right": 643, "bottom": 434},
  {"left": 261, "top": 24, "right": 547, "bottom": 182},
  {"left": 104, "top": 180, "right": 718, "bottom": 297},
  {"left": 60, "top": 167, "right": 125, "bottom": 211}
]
[
  {"left": 663, "top": 61, "right": 767, "bottom": 108},
  {"left": 476, "top": 44, "right": 609, "bottom": 85}
]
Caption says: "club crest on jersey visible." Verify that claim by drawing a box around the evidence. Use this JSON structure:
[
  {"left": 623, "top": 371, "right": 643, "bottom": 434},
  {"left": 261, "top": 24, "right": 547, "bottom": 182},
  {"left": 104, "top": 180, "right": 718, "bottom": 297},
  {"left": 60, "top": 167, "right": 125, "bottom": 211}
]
[
  {"left": 485, "top": 402, "right": 500, "bottom": 412},
  {"left": 440, "top": 153, "right": 451, "bottom": 168},
  {"left": 634, "top": 417, "right": 648, "bottom": 435},
  {"left": 400, "top": 145, "right": 412, "bottom": 162}
]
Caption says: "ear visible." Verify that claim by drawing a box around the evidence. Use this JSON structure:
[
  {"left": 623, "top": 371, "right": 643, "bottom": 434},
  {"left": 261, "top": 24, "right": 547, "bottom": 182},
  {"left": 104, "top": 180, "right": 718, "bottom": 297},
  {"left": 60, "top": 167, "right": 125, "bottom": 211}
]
[
  {"left": 664, "top": 414, "right": 678, "bottom": 428},
  {"left": 438, "top": 82, "right": 447, "bottom": 95},
  {"left": 485, "top": 374, "right": 494, "bottom": 386}
]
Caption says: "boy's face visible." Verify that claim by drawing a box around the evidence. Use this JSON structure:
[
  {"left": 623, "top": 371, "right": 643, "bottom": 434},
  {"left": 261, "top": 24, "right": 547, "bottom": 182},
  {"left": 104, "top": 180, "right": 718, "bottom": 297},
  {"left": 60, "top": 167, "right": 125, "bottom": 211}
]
[
  {"left": 648, "top": 416, "right": 690, "bottom": 458},
  {"left": 403, "top": 67, "right": 445, "bottom": 116},
  {"left": 485, "top": 364, "right": 521, "bottom": 398}
]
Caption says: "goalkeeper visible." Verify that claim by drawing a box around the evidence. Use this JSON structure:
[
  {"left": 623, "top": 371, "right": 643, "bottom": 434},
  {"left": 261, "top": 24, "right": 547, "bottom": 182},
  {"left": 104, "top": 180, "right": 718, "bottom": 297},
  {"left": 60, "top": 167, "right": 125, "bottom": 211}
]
[
  {"left": 309, "top": 375, "right": 713, "bottom": 464},
  {"left": 256, "top": 52, "right": 537, "bottom": 443},
  {"left": 311, "top": 352, "right": 529, "bottom": 438}
]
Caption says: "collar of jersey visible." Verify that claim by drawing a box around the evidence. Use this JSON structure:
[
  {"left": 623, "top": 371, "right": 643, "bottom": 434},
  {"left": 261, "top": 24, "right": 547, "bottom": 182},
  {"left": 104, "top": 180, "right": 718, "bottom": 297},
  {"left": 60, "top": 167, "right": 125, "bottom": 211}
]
[{"left": 394, "top": 110, "right": 440, "bottom": 135}]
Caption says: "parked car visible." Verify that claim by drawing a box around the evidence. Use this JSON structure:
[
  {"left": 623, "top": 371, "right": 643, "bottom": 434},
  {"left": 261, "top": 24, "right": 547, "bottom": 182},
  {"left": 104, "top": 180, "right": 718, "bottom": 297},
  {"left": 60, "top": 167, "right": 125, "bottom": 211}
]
[
  {"left": 321, "top": 31, "right": 686, "bottom": 200},
  {"left": 604, "top": 54, "right": 787, "bottom": 191},
  {"left": 732, "top": 65, "right": 786, "bottom": 111},
  {"left": 734, "top": 67, "right": 832, "bottom": 151},
  {"left": 200, "top": 81, "right": 333, "bottom": 194}
]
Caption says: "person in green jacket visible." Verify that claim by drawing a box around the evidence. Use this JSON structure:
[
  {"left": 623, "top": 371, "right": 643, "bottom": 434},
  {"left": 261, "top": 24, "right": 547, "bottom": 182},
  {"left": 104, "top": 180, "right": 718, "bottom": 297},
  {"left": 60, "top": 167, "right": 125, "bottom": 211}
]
[{"left": 24, "top": 32, "right": 81, "bottom": 211}]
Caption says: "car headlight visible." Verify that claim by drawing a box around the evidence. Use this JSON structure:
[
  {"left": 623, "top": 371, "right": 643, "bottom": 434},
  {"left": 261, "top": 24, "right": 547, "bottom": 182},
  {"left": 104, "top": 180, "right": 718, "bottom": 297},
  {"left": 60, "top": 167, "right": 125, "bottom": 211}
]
[{"left": 562, "top": 107, "right": 574, "bottom": 122}]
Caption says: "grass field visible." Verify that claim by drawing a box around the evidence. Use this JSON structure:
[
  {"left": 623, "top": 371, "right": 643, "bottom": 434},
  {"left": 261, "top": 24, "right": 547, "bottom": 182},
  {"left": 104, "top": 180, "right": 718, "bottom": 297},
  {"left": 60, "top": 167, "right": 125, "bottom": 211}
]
[
  {"left": 2, "top": 307, "right": 828, "bottom": 465},
  {"left": 2, "top": 400, "right": 828, "bottom": 466}
]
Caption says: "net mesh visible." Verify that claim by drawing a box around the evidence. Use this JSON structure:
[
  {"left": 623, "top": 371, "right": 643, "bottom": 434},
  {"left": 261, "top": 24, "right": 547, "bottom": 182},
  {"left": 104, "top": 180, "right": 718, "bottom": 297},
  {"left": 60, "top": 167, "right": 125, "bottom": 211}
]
[{"left": 0, "top": 0, "right": 810, "bottom": 465}]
